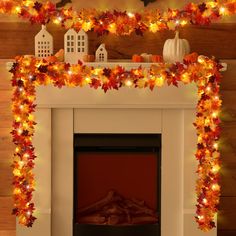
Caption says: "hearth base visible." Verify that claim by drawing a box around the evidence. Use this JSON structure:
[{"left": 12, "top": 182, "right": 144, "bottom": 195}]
[{"left": 73, "top": 223, "right": 160, "bottom": 236}]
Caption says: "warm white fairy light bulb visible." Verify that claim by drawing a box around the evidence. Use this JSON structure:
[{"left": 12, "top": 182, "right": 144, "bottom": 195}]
[
  {"left": 219, "top": 6, "right": 226, "bottom": 14},
  {"left": 203, "top": 198, "right": 208, "bottom": 204},
  {"left": 198, "top": 215, "right": 204, "bottom": 220},
  {"left": 206, "top": 86, "right": 211, "bottom": 92},
  {"left": 212, "top": 112, "right": 218, "bottom": 118},
  {"left": 213, "top": 142, "right": 218, "bottom": 149},
  {"left": 127, "top": 12, "right": 135, "bottom": 18},
  {"left": 125, "top": 79, "right": 133, "bottom": 87},
  {"left": 175, "top": 20, "right": 180, "bottom": 25},
  {"left": 17, "top": 128, "right": 23, "bottom": 135}
]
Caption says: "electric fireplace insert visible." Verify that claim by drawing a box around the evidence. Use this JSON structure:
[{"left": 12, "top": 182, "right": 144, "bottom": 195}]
[{"left": 74, "top": 134, "right": 161, "bottom": 236}]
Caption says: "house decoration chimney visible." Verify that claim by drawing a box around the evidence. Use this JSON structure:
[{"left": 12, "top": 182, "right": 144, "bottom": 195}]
[
  {"left": 35, "top": 25, "right": 53, "bottom": 58},
  {"left": 64, "top": 29, "right": 88, "bottom": 64},
  {"left": 95, "top": 44, "right": 108, "bottom": 62}
]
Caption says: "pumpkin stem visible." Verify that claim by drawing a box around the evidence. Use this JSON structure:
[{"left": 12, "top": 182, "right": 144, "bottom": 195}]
[{"left": 175, "top": 31, "right": 179, "bottom": 39}]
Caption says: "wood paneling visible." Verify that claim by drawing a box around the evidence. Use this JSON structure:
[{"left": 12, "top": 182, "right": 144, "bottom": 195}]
[
  {"left": 0, "top": 231, "right": 15, "bottom": 236},
  {"left": 0, "top": 24, "right": 236, "bottom": 235},
  {"left": 0, "top": 158, "right": 12, "bottom": 196},
  {"left": 0, "top": 23, "right": 236, "bottom": 59},
  {"left": 0, "top": 128, "right": 14, "bottom": 151},
  {"left": 0, "top": 197, "right": 15, "bottom": 230},
  {"left": 218, "top": 231, "right": 236, "bottom": 236},
  {"left": 218, "top": 197, "right": 236, "bottom": 230}
]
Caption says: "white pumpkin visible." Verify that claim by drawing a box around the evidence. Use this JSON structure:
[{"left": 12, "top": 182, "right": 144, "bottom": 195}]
[
  {"left": 141, "top": 53, "right": 152, "bottom": 62},
  {"left": 163, "top": 31, "right": 190, "bottom": 63}
]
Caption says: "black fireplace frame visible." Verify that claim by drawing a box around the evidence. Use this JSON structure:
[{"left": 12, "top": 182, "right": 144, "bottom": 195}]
[{"left": 73, "top": 133, "right": 161, "bottom": 236}]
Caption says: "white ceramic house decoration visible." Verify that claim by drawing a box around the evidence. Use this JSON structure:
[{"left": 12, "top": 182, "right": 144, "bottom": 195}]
[
  {"left": 163, "top": 31, "right": 190, "bottom": 63},
  {"left": 96, "top": 44, "right": 108, "bottom": 62},
  {"left": 35, "top": 25, "right": 53, "bottom": 58},
  {"left": 64, "top": 29, "right": 88, "bottom": 64}
]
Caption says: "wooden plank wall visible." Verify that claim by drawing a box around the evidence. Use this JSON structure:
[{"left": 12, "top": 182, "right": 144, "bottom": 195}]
[
  {"left": 0, "top": 62, "right": 15, "bottom": 236},
  {"left": 0, "top": 22, "right": 236, "bottom": 236},
  {"left": 0, "top": 23, "right": 236, "bottom": 59}
]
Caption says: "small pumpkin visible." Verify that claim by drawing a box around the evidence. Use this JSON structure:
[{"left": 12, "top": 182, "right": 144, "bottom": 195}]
[
  {"left": 141, "top": 53, "right": 152, "bottom": 62},
  {"left": 163, "top": 31, "right": 190, "bottom": 63},
  {"left": 45, "top": 56, "right": 57, "bottom": 63},
  {"left": 183, "top": 52, "right": 198, "bottom": 64},
  {"left": 83, "top": 54, "right": 95, "bottom": 62},
  {"left": 55, "top": 49, "right": 64, "bottom": 62},
  {"left": 152, "top": 55, "right": 163, "bottom": 63},
  {"left": 132, "top": 54, "right": 143, "bottom": 63}
]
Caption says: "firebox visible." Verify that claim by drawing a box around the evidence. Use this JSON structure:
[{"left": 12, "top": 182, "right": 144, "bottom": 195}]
[{"left": 73, "top": 134, "right": 161, "bottom": 236}]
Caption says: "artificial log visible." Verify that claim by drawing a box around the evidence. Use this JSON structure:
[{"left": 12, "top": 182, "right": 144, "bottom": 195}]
[
  {"left": 77, "top": 190, "right": 158, "bottom": 225},
  {"left": 132, "top": 216, "right": 158, "bottom": 225},
  {"left": 77, "top": 214, "right": 106, "bottom": 224},
  {"left": 78, "top": 190, "right": 121, "bottom": 216}
]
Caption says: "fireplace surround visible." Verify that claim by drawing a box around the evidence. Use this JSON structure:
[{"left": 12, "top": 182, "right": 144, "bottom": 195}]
[
  {"left": 15, "top": 83, "right": 217, "bottom": 236},
  {"left": 73, "top": 133, "right": 161, "bottom": 236}
]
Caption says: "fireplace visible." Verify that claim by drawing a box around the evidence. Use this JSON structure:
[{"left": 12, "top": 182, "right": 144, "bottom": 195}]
[{"left": 73, "top": 134, "right": 161, "bottom": 236}]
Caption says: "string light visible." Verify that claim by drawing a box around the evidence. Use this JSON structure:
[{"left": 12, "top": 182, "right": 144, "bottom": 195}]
[
  {"left": 85, "top": 77, "right": 91, "bottom": 83},
  {"left": 203, "top": 198, "right": 208, "bottom": 204},
  {"left": 180, "top": 20, "right": 188, "bottom": 26},
  {"left": 127, "top": 12, "right": 135, "bottom": 18},
  {"left": 14, "top": 6, "right": 21, "bottom": 14},
  {"left": 155, "top": 77, "right": 164, "bottom": 87},
  {"left": 175, "top": 20, "right": 180, "bottom": 25},
  {"left": 219, "top": 6, "right": 226, "bottom": 15},
  {"left": 10, "top": 54, "right": 222, "bottom": 230},
  {"left": 16, "top": 116, "right": 21, "bottom": 122},
  {"left": 17, "top": 128, "right": 23, "bottom": 135},
  {"left": 0, "top": 0, "right": 235, "bottom": 35},
  {"left": 198, "top": 215, "right": 204, "bottom": 221},
  {"left": 212, "top": 164, "right": 220, "bottom": 173},
  {"left": 212, "top": 184, "right": 220, "bottom": 191},
  {"left": 213, "top": 142, "right": 218, "bottom": 149},
  {"left": 18, "top": 161, "right": 25, "bottom": 168},
  {"left": 206, "top": 86, "right": 211, "bottom": 92},
  {"left": 23, "top": 153, "right": 30, "bottom": 159},
  {"left": 212, "top": 112, "right": 218, "bottom": 118},
  {"left": 125, "top": 79, "right": 133, "bottom": 87}
]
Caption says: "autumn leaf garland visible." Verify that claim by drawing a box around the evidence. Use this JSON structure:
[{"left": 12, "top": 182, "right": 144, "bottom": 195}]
[
  {"left": 0, "top": 0, "right": 236, "bottom": 35},
  {"left": 10, "top": 54, "right": 222, "bottom": 231}
]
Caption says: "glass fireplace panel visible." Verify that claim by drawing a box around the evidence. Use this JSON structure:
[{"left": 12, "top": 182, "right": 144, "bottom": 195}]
[{"left": 73, "top": 134, "right": 161, "bottom": 236}]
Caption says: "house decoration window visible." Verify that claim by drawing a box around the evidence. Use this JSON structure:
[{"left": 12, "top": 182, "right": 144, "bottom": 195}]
[{"left": 34, "top": 25, "right": 53, "bottom": 58}]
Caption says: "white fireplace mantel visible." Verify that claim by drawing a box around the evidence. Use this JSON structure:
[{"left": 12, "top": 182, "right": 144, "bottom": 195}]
[{"left": 1, "top": 60, "right": 218, "bottom": 236}]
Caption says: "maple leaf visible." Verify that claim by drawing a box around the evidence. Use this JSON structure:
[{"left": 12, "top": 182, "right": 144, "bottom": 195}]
[
  {"left": 90, "top": 78, "right": 101, "bottom": 89},
  {"left": 12, "top": 208, "right": 19, "bottom": 216},
  {"left": 103, "top": 68, "right": 112, "bottom": 77},
  {"left": 198, "top": 3, "right": 207, "bottom": 13},
  {"left": 33, "top": 2, "right": 43, "bottom": 12},
  {"left": 204, "top": 126, "right": 212, "bottom": 133},
  {"left": 17, "top": 79, "right": 24, "bottom": 87},
  {"left": 197, "top": 143, "right": 204, "bottom": 149},
  {"left": 9, "top": 62, "right": 18, "bottom": 73},
  {"left": 38, "top": 65, "right": 48, "bottom": 73}
]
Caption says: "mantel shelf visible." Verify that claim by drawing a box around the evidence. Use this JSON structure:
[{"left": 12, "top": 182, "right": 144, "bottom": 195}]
[{"left": 3, "top": 59, "right": 228, "bottom": 72}]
